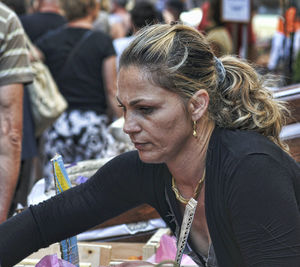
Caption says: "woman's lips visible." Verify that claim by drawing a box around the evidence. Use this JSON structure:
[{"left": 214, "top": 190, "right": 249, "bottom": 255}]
[{"left": 133, "top": 142, "right": 148, "bottom": 150}]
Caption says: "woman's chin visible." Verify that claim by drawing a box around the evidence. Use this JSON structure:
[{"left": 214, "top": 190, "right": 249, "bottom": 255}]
[{"left": 137, "top": 150, "right": 163, "bottom": 164}]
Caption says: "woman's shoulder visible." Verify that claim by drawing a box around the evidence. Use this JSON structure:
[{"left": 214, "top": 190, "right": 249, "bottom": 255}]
[
  {"left": 209, "top": 128, "right": 299, "bottom": 199},
  {"left": 212, "top": 127, "right": 293, "bottom": 164}
]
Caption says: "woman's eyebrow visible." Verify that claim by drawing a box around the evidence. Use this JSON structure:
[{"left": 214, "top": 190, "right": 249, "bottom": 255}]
[
  {"left": 129, "top": 98, "right": 145, "bottom": 106},
  {"left": 116, "top": 96, "right": 148, "bottom": 107}
]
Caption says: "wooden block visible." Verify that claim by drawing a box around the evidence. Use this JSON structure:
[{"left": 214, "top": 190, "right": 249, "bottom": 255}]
[
  {"left": 142, "top": 228, "right": 171, "bottom": 260},
  {"left": 17, "top": 258, "right": 91, "bottom": 267},
  {"left": 15, "top": 258, "right": 38, "bottom": 266},
  {"left": 78, "top": 242, "right": 112, "bottom": 266},
  {"left": 98, "top": 242, "right": 145, "bottom": 261},
  {"left": 21, "top": 242, "right": 112, "bottom": 266}
]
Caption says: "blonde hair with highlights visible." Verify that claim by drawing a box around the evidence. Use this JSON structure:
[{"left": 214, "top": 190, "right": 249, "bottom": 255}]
[{"left": 120, "top": 24, "right": 289, "bottom": 152}]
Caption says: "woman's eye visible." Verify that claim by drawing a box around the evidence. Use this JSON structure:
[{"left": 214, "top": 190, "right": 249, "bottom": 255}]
[{"left": 139, "top": 107, "right": 154, "bottom": 115}]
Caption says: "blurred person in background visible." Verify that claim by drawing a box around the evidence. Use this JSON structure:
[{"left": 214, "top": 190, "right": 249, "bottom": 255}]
[
  {"left": 20, "top": 0, "right": 66, "bottom": 42},
  {"left": 1, "top": 0, "right": 29, "bottom": 16},
  {"left": 162, "top": 0, "right": 185, "bottom": 24},
  {"left": 197, "top": 0, "right": 233, "bottom": 57},
  {"left": 35, "top": 0, "right": 120, "bottom": 179},
  {"left": 113, "top": 1, "right": 160, "bottom": 69},
  {"left": 225, "top": 2, "right": 257, "bottom": 62},
  {"left": 108, "top": 0, "right": 131, "bottom": 39},
  {"left": 0, "top": 2, "right": 33, "bottom": 222},
  {"left": 268, "top": 5, "right": 300, "bottom": 78},
  {"left": 1, "top": 0, "right": 39, "bottom": 218},
  {"left": 93, "top": 0, "right": 111, "bottom": 34}
]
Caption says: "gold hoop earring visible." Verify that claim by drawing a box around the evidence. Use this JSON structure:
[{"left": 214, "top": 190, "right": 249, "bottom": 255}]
[{"left": 193, "top": 120, "right": 197, "bottom": 138}]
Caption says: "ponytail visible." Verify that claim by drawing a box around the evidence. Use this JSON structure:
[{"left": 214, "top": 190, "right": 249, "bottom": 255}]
[{"left": 209, "top": 56, "right": 290, "bottom": 152}]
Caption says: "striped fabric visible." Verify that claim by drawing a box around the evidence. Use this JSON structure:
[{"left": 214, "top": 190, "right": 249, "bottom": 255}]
[{"left": 0, "top": 3, "right": 33, "bottom": 86}]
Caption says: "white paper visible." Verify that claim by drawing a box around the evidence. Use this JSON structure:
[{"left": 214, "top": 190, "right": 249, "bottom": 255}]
[{"left": 222, "top": 0, "right": 250, "bottom": 23}]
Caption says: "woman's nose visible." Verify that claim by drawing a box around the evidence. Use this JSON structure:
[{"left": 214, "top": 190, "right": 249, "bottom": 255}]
[{"left": 123, "top": 114, "right": 141, "bottom": 134}]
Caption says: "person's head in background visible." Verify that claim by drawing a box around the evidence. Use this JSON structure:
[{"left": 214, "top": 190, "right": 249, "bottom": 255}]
[
  {"left": 130, "top": 1, "right": 160, "bottom": 33},
  {"left": 111, "top": 0, "right": 127, "bottom": 13},
  {"left": 119, "top": 24, "right": 289, "bottom": 152},
  {"left": 59, "top": 0, "right": 99, "bottom": 23},
  {"left": 26, "top": 0, "right": 62, "bottom": 14},
  {"left": 209, "top": 0, "right": 224, "bottom": 28},
  {"left": 198, "top": 0, "right": 224, "bottom": 32},
  {"left": 197, "top": 0, "right": 233, "bottom": 57},
  {"left": 1, "top": 0, "right": 29, "bottom": 15},
  {"left": 163, "top": 0, "right": 185, "bottom": 24},
  {"left": 98, "top": 0, "right": 109, "bottom": 12}
]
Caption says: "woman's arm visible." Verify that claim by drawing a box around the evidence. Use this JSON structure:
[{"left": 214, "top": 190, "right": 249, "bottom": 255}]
[{"left": 0, "top": 151, "right": 150, "bottom": 266}]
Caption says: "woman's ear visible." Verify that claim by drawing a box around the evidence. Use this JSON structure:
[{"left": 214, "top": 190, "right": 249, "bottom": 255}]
[{"left": 188, "top": 89, "right": 209, "bottom": 121}]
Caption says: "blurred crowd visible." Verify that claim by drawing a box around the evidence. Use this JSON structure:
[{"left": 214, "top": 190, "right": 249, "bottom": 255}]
[{"left": 0, "top": 0, "right": 299, "bottom": 223}]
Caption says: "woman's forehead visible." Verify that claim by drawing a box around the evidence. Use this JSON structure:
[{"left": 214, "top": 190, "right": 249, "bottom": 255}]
[
  {"left": 117, "top": 66, "right": 153, "bottom": 92},
  {"left": 118, "top": 65, "right": 149, "bottom": 80},
  {"left": 117, "top": 66, "right": 180, "bottom": 103}
]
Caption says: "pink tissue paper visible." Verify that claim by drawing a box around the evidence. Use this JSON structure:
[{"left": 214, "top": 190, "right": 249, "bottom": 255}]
[
  {"left": 35, "top": 254, "right": 76, "bottom": 267},
  {"left": 153, "top": 234, "right": 196, "bottom": 265}
]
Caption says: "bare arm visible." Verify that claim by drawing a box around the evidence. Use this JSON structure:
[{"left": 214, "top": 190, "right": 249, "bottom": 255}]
[
  {"left": 28, "top": 44, "right": 45, "bottom": 62},
  {"left": 102, "top": 55, "right": 122, "bottom": 119},
  {"left": 0, "top": 84, "right": 23, "bottom": 223}
]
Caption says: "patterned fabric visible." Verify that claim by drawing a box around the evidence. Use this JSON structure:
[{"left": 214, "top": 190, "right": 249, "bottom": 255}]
[
  {"left": 42, "top": 110, "right": 121, "bottom": 179},
  {"left": 0, "top": 3, "right": 33, "bottom": 86}
]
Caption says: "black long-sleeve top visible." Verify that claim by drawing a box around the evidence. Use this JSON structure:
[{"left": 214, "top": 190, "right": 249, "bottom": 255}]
[{"left": 0, "top": 127, "right": 299, "bottom": 267}]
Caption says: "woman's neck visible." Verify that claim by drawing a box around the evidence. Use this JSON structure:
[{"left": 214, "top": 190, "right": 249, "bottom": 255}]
[{"left": 167, "top": 118, "right": 215, "bottom": 188}]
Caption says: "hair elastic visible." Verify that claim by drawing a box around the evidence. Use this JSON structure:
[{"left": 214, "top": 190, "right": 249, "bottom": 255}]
[{"left": 214, "top": 56, "right": 226, "bottom": 85}]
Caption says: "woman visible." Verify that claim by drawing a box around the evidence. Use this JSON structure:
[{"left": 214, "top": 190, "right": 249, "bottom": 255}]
[
  {"left": 0, "top": 24, "right": 299, "bottom": 266},
  {"left": 35, "top": 0, "right": 120, "bottom": 177}
]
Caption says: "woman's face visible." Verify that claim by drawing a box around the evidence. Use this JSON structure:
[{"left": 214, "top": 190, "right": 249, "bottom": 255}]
[{"left": 117, "top": 66, "right": 193, "bottom": 164}]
